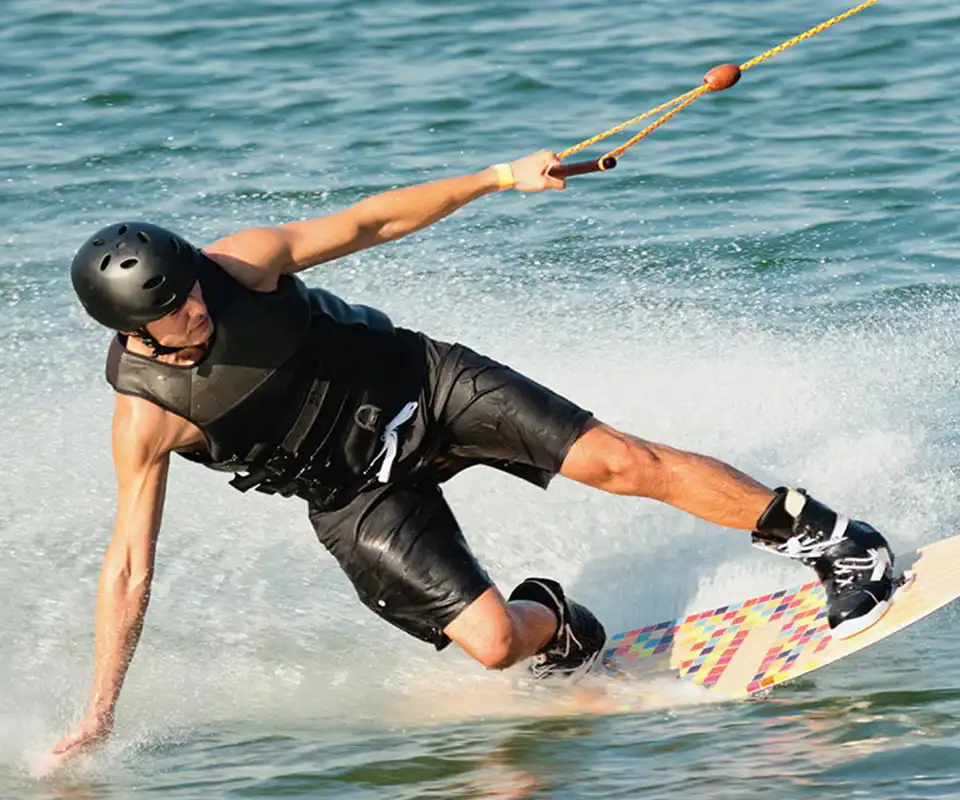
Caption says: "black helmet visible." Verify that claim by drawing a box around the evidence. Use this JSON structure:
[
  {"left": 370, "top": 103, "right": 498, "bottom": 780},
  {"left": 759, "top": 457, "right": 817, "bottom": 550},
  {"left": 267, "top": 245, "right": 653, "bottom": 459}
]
[{"left": 71, "top": 221, "right": 200, "bottom": 331}]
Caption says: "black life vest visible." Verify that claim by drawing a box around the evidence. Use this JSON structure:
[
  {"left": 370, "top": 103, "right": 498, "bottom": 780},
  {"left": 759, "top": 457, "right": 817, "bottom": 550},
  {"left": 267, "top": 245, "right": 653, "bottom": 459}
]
[{"left": 105, "top": 254, "right": 423, "bottom": 508}]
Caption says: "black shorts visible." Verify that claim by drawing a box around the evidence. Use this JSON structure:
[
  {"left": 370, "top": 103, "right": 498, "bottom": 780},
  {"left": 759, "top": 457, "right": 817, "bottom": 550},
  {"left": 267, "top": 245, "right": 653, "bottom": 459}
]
[{"left": 308, "top": 335, "right": 592, "bottom": 649}]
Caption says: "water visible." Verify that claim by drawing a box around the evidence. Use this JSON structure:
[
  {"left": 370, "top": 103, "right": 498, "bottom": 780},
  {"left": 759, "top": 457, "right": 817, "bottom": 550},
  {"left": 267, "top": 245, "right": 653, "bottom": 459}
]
[{"left": 3, "top": 0, "right": 960, "bottom": 796}]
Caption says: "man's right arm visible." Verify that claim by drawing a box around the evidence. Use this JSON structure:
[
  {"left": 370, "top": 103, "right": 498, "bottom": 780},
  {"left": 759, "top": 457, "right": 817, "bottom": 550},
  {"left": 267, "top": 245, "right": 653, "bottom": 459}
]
[
  {"left": 48, "top": 395, "right": 173, "bottom": 766},
  {"left": 203, "top": 150, "right": 566, "bottom": 291}
]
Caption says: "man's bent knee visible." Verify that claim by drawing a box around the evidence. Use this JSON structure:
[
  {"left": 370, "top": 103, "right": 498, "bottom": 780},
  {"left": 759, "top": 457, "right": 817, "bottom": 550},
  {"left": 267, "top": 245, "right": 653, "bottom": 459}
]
[
  {"left": 472, "top": 631, "right": 518, "bottom": 671},
  {"left": 561, "top": 421, "right": 662, "bottom": 495},
  {"left": 444, "top": 588, "right": 523, "bottom": 670}
]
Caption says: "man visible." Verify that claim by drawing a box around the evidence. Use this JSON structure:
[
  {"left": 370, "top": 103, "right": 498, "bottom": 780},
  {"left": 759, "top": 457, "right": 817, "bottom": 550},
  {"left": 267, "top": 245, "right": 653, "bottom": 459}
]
[{"left": 52, "top": 149, "right": 895, "bottom": 766}]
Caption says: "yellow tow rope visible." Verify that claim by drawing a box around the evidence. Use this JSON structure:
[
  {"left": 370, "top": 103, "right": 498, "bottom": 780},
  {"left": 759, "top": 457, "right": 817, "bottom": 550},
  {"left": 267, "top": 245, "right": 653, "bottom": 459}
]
[{"left": 552, "top": 0, "right": 880, "bottom": 178}]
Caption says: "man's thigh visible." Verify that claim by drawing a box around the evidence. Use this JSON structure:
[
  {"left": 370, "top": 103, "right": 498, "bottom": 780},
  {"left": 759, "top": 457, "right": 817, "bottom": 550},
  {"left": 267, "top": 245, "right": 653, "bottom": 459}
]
[
  {"left": 422, "top": 338, "right": 593, "bottom": 488},
  {"left": 308, "top": 481, "right": 493, "bottom": 650}
]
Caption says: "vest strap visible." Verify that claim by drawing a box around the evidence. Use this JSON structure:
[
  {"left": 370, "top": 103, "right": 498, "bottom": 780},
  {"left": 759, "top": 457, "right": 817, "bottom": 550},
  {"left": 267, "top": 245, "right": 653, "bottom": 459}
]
[{"left": 228, "top": 377, "right": 350, "bottom": 497}]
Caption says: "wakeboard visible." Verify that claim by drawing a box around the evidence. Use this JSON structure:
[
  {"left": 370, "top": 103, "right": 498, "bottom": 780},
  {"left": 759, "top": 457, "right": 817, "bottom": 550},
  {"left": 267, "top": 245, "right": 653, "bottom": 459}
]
[{"left": 598, "top": 534, "right": 960, "bottom": 700}]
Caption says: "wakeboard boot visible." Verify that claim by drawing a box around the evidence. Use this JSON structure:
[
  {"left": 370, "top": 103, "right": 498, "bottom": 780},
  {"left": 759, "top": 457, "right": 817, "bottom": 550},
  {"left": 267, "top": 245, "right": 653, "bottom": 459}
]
[
  {"left": 753, "top": 487, "right": 896, "bottom": 639},
  {"left": 508, "top": 577, "right": 607, "bottom": 680}
]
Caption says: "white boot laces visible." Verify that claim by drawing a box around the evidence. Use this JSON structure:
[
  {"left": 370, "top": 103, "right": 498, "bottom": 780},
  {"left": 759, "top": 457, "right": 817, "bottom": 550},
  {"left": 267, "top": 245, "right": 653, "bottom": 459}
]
[
  {"left": 834, "top": 547, "right": 892, "bottom": 589},
  {"left": 777, "top": 515, "right": 851, "bottom": 560},
  {"left": 532, "top": 622, "right": 584, "bottom": 673},
  {"left": 831, "top": 554, "right": 876, "bottom": 589}
]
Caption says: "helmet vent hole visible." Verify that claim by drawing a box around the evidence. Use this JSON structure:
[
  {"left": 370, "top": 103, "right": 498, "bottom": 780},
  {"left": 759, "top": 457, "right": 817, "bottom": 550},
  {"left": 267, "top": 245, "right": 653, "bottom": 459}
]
[
  {"left": 157, "top": 292, "right": 178, "bottom": 309},
  {"left": 120, "top": 258, "right": 138, "bottom": 269},
  {"left": 92, "top": 238, "right": 105, "bottom": 247},
  {"left": 99, "top": 254, "right": 111, "bottom": 271},
  {"left": 137, "top": 231, "right": 150, "bottom": 243},
  {"left": 170, "top": 237, "right": 181, "bottom": 254},
  {"left": 118, "top": 224, "right": 128, "bottom": 235},
  {"left": 143, "top": 276, "right": 166, "bottom": 291}
]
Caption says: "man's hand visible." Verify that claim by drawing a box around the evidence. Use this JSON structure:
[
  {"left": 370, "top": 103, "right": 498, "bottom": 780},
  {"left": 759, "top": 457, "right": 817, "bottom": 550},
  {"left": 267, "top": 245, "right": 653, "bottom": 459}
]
[
  {"left": 54, "top": 710, "right": 114, "bottom": 755},
  {"left": 35, "top": 711, "right": 114, "bottom": 776},
  {"left": 508, "top": 150, "right": 567, "bottom": 192}
]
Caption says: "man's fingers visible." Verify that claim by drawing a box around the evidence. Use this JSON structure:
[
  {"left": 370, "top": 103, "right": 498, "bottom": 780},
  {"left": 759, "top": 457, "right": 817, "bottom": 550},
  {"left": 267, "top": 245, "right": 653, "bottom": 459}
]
[
  {"left": 30, "top": 751, "right": 65, "bottom": 779},
  {"left": 52, "top": 729, "right": 99, "bottom": 756},
  {"left": 508, "top": 150, "right": 570, "bottom": 191},
  {"left": 52, "top": 737, "right": 80, "bottom": 756},
  {"left": 544, "top": 159, "right": 566, "bottom": 190}
]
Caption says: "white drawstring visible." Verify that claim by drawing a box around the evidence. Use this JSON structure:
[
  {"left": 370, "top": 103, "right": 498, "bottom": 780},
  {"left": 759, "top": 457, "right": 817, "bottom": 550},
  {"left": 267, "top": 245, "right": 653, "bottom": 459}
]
[{"left": 369, "top": 401, "right": 418, "bottom": 483}]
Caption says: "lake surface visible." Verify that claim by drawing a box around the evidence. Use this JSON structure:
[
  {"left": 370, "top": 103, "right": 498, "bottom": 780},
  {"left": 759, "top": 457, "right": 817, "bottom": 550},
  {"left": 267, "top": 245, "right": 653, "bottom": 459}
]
[{"left": 2, "top": 0, "right": 959, "bottom": 797}]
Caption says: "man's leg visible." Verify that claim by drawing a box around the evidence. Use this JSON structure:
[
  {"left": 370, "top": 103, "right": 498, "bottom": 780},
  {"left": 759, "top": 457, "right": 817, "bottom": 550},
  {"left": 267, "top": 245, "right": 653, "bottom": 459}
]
[
  {"left": 310, "top": 481, "right": 574, "bottom": 671},
  {"left": 445, "top": 582, "right": 606, "bottom": 677},
  {"left": 559, "top": 420, "right": 896, "bottom": 639},
  {"left": 558, "top": 420, "right": 775, "bottom": 529},
  {"left": 443, "top": 587, "right": 557, "bottom": 670}
]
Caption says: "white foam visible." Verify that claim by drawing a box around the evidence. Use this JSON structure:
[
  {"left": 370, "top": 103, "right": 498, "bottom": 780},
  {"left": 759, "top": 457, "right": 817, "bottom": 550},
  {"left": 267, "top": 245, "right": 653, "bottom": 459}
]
[{"left": 3, "top": 246, "right": 959, "bottom": 771}]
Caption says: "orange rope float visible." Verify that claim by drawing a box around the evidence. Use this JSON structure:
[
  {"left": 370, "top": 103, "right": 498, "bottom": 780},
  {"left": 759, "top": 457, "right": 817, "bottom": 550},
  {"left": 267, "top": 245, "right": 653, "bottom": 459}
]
[{"left": 551, "top": 0, "right": 880, "bottom": 179}]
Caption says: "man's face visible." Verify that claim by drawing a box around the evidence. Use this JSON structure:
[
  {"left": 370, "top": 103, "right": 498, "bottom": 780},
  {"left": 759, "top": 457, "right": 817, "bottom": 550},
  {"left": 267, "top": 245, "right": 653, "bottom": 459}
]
[{"left": 142, "top": 281, "right": 212, "bottom": 348}]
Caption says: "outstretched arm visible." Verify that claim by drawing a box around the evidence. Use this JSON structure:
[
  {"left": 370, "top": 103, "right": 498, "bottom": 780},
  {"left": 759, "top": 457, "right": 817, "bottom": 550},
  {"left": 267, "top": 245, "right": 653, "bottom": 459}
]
[
  {"left": 45, "top": 397, "right": 172, "bottom": 771},
  {"left": 205, "top": 150, "right": 564, "bottom": 289}
]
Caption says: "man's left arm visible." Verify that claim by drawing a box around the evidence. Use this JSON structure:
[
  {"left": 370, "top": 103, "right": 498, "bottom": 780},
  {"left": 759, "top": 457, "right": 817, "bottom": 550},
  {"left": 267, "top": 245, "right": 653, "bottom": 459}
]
[{"left": 205, "top": 151, "right": 564, "bottom": 288}]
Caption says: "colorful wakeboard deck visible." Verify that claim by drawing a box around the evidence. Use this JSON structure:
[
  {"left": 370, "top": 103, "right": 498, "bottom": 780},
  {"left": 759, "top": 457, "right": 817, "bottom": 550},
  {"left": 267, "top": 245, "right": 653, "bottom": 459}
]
[{"left": 601, "top": 534, "right": 960, "bottom": 699}]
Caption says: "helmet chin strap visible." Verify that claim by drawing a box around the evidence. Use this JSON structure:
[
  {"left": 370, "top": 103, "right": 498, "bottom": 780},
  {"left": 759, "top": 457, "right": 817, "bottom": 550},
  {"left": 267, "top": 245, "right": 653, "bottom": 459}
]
[{"left": 136, "top": 327, "right": 193, "bottom": 357}]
